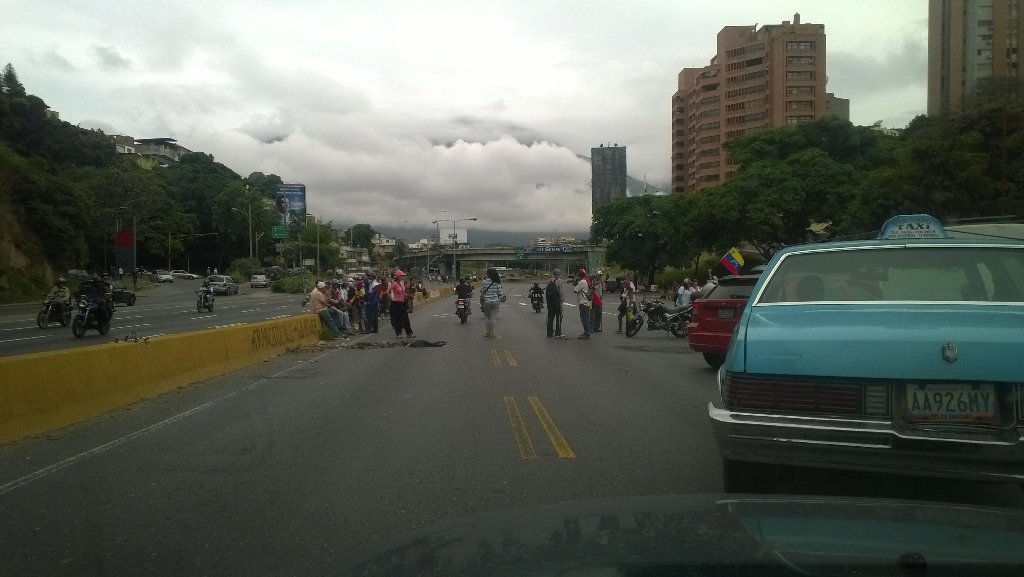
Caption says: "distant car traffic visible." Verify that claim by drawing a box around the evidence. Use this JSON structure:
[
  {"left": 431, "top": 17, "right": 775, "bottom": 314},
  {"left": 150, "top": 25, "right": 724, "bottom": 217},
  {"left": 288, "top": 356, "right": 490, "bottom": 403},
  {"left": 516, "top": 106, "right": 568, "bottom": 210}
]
[
  {"left": 687, "top": 273, "right": 762, "bottom": 368},
  {"left": 708, "top": 214, "right": 1024, "bottom": 493},
  {"left": 170, "top": 270, "right": 199, "bottom": 279},
  {"left": 206, "top": 275, "right": 239, "bottom": 295},
  {"left": 250, "top": 274, "right": 269, "bottom": 288},
  {"left": 111, "top": 284, "right": 136, "bottom": 306},
  {"left": 152, "top": 270, "right": 174, "bottom": 283}
]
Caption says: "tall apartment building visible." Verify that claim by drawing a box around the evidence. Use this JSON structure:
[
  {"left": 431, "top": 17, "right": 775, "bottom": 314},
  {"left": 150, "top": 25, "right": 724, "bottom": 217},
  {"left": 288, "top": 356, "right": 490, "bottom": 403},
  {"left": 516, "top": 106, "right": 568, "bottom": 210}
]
[
  {"left": 672, "top": 14, "right": 828, "bottom": 194},
  {"left": 928, "top": 0, "right": 1022, "bottom": 115},
  {"left": 591, "top": 144, "right": 627, "bottom": 213}
]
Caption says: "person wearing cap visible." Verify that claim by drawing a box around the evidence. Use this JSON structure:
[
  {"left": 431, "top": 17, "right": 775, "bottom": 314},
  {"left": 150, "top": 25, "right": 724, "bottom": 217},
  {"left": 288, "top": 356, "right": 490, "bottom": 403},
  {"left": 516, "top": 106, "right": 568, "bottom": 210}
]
[
  {"left": 310, "top": 281, "right": 344, "bottom": 339},
  {"left": 545, "top": 269, "right": 564, "bottom": 337},
  {"left": 387, "top": 269, "right": 415, "bottom": 339},
  {"left": 573, "top": 268, "right": 592, "bottom": 339},
  {"left": 676, "top": 278, "right": 693, "bottom": 308}
]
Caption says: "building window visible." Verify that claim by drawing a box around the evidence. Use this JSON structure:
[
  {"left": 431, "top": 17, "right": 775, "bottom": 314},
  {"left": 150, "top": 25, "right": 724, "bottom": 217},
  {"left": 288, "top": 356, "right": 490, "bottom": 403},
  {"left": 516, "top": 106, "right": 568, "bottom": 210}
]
[
  {"left": 786, "top": 41, "right": 815, "bottom": 51},
  {"left": 698, "top": 121, "right": 720, "bottom": 132},
  {"left": 786, "top": 56, "right": 815, "bottom": 66},
  {"left": 726, "top": 42, "right": 765, "bottom": 58},
  {"left": 699, "top": 161, "right": 721, "bottom": 169},
  {"left": 698, "top": 174, "right": 721, "bottom": 183},
  {"left": 726, "top": 84, "right": 766, "bottom": 99},
  {"left": 699, "top": 108, "right": 720, "bottom": 117},
  {"left": 727, "top": 99, "right": 765, "bottom": 111},
  {"left": 786, "top": 70, "right": 814, "bottom": 80},
  {"left": 786, "top": 85, "right": 814, "bottom": 95},
  {"left": 727, "top": 57, "right": 764, "bottom": 71},
  {"left": 786, "top": 100, "right": 814, "bottom": 110},
  {"left": 727, "top": 70, "right": 766, "bottom": 84},
  {"left": 697, "top": 148, "right": 719, "bottom": 157},
  {"left": 699, "top": 95, "right": 720, "bottom": 105},
  {"left": 698, "top": 134, "right": 721, "bottom": 144},
  {"left": 786, "top": 115, "right": 815, "bottom": 125},
  {"left": 727, "top": 112, "right": 767, "bottom": 125}
]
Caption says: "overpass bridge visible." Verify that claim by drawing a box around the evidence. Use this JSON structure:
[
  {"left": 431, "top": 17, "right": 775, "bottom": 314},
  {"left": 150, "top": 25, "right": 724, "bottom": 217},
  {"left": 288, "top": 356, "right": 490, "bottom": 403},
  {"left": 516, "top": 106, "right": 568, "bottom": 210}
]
[{"left": 395, "top": 244, "right": 607, "bottom": 279}]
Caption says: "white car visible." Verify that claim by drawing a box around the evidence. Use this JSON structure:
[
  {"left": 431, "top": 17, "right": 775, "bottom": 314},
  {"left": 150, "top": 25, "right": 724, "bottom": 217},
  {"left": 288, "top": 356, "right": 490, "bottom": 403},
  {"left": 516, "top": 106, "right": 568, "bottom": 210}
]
[
  {"left": 170, "top": 270, "right": 198, "bottom": 279},
  {"left": 153, "top": 270, "right": 174, "bottom": 283},
  {"left": 250, "top": 274, "right": 269, "bottom": 288}
]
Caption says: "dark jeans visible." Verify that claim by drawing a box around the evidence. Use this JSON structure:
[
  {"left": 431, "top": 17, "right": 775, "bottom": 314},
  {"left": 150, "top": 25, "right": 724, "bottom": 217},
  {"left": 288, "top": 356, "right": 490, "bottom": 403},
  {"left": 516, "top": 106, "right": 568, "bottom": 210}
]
[
  {"left": 591, "top": 302, "right": 603, "bottom": 331},
  {"left": 365, "top": 302, "right": 379, "bottom": 332},
  {"left": 546, "top": 303, "right": 562, "bottom": 336},
  {"left": 390, "top": 300, "right": 413, "bottom": 336}
]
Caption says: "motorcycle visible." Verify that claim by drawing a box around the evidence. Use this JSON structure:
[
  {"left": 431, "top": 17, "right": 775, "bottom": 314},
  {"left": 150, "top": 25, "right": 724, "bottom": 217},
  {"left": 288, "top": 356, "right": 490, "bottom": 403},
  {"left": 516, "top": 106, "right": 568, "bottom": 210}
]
[
  {"left": 37, "top": 295, "right": 71, "bottom": 328},
  {"left": 196, "top": 286, "right": 215, "bottom": 313},
  {"left": 455, "top": 297, "right": 470, "bottom": 324},
  {"left": 625, "top": 298, "right": 691, "bottom": 338},
  {"left": 71, "top": 297, "right": 112, "bottom": 338},
  {"left": 530, "top": 293, "right": 544, "bottom": 313}
]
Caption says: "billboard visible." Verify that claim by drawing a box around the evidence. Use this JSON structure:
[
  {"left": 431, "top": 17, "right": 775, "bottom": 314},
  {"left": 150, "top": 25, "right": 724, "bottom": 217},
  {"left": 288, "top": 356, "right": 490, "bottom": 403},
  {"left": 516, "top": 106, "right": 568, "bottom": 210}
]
[
  {"left": 442, "top": 227, "right": 468, "bottom": 245},
  {"left": 274, "top": 184, "right": 306, "bottom": 226}
]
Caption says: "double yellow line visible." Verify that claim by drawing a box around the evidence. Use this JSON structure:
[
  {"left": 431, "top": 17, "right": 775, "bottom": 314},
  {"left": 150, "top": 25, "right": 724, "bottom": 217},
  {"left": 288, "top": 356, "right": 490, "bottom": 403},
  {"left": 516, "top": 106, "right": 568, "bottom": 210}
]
[
  {"left": 503, "top": 396, "right": 576, "bottom": 459},
  {"left": 490, "top": 349, "right": 518, "bottom": 366}
]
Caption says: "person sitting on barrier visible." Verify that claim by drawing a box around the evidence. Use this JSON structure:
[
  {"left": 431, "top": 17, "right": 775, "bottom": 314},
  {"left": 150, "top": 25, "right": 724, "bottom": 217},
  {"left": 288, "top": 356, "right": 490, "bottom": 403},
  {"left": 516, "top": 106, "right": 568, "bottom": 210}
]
[{"left": 310, "top": 281, "right": 345, "bottom": 339}]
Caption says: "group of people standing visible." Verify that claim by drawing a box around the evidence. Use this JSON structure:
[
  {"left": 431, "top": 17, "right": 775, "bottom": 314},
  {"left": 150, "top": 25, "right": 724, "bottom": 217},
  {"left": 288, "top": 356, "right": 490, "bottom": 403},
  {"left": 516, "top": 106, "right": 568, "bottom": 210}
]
[
  {"left": 309, "top": 269, "right": 420, "bottom": 340},
  {"left": 536, "top": 268, "right": 636, "bottom": 340}
]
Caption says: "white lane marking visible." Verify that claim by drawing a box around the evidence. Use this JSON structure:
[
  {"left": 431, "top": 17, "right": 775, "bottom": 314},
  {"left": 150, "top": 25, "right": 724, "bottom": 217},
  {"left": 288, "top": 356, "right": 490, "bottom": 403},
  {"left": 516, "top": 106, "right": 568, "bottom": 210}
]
[
  {"left": 264, "top": 315, "right": 290, "bottom": 320},
  {"left": 1, "top": 325, "right": 38, "bottom": 332},
  {"left": 0, "top": 334, "right": 52, "bottom": 344},
  {"left": 211, "top": 323, "right": 245, "bottom": 329},
  {"left": 109, "top": 323, "right": 152, "bottom": 330},
  {"left": 0, "top": 352, "right": 331, "bottom": 495}
]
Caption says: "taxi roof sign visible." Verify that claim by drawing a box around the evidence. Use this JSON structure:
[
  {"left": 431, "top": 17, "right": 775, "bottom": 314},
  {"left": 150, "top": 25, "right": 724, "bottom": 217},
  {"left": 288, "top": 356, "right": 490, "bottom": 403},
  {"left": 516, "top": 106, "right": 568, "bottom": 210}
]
[{"left": 877, "top": 214, "right": 948, "bottom": 240}]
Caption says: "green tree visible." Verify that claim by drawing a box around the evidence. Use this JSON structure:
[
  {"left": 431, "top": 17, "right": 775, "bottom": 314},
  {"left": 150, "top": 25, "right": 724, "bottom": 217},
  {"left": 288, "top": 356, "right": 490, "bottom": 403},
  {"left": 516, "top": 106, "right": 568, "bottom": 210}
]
[
  {"left": 591, "top": 195, "right": 695, "bottom": 286},
  {"left": 1, "top": 63, "right": 26, "bottom": 97},
  {"left": 344, "top": 223, "right": 377, "bottom": 250}
]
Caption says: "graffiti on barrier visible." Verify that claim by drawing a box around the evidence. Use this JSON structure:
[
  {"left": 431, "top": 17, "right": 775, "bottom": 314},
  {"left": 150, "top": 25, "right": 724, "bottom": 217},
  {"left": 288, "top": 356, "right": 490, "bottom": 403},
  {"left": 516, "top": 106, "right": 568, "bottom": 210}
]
[{"left": 249, "top": 317, "right": 320, "bottom": 352}]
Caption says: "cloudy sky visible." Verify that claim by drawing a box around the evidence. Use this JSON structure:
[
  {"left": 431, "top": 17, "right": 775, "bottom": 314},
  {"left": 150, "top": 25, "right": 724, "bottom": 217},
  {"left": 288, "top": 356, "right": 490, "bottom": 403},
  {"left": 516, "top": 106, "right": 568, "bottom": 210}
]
[{"left": 2, "top": 1, "right": 927, "bottom": 236}]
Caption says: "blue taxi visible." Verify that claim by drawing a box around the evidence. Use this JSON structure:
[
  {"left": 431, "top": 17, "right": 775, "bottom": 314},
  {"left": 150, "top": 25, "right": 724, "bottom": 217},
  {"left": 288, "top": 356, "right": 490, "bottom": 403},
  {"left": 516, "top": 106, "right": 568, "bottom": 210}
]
[{"left": 708, "top": 215, "right": 1024, "bottom": 492}]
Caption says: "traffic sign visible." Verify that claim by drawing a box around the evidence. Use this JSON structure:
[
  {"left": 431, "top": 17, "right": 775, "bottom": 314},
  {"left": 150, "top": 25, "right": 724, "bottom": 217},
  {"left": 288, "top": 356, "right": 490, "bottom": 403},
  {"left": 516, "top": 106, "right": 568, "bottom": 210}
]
[{"left": 272, "top": 225, "right": 287, "bottom": 239}]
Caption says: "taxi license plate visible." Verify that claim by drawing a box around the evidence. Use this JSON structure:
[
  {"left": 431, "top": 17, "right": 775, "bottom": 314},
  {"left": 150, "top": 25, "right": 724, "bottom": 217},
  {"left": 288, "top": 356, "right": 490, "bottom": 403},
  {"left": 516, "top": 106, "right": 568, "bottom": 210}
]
[
  {"left": 905, "top": 384, "right": 998, "bottom": 424},
  {"left": 716, "top": 308, "right": 735, "bottom": 319}
]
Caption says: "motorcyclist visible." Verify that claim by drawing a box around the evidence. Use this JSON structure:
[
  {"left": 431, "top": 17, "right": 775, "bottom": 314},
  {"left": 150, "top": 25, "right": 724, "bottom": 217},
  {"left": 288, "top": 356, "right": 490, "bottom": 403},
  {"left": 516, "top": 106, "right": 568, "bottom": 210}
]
[
  {"left": 455, "top": 277, "right": 473, "bottom": 315},
  {"left": 529, "top": 282, "right": 544, "bottom": 307},
  {"left": 198, "top": 279, "right": 213, "bottom": 303},
  {"left": 75, "top": 276, "right": 113, "bottom": 324},
  {"left": 48, "top": 277, "right": 71, "bottom": 319}
]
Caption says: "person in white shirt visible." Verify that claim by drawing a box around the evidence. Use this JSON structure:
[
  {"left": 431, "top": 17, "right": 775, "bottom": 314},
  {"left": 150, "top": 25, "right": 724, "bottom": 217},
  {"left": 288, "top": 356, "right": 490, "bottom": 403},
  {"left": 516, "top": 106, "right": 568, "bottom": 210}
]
[
  {"left": 573, "top": 268, "right": 592, "bottom": 340},
  {"left": 676, "top": 278, "right": 693, "bottom": 307}
]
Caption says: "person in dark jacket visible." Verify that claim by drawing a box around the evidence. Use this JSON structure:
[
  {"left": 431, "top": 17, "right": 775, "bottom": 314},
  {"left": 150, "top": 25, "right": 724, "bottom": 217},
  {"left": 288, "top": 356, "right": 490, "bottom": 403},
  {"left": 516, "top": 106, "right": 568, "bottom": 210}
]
[{"left": 545, "top": 269, "right": 564, "bottom": 338}]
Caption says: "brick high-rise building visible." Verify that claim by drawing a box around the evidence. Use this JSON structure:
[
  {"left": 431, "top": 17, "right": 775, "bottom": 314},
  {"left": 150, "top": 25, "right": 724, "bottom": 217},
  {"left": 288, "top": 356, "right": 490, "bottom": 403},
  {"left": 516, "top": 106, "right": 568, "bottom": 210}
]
[
  {"left": 672, "top": 14, "right": 828, "bottom": 194},
  {"left": 928, "top": 0, "right": 1022, "bottom": 116}
]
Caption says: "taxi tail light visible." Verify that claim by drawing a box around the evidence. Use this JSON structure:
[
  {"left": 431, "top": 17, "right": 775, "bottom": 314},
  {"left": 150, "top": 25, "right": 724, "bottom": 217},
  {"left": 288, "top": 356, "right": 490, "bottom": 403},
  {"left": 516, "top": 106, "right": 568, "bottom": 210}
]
[{"left": 723, "top": 373, "right": 890, "bottom": 418}]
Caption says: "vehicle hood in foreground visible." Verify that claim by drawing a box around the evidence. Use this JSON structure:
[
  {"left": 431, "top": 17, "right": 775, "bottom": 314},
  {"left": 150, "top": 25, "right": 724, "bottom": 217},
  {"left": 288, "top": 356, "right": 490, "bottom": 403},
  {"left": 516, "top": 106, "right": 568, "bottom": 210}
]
[
  {"left": 737, "top": 306, "right": 1024, "bottom": 381},
  {"left": 343, "top": 494, "right": 1024, "bottom": 576}
]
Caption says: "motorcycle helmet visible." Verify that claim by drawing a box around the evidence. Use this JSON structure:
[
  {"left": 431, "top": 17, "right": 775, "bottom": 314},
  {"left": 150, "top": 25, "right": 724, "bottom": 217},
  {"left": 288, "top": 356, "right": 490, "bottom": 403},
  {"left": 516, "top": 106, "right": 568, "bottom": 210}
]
[
  {"left": 57, "top": 277, "right": 66, "bottom": 286},
  {"left": 203, "top": 280, "right": 211, "bottom": 287}
]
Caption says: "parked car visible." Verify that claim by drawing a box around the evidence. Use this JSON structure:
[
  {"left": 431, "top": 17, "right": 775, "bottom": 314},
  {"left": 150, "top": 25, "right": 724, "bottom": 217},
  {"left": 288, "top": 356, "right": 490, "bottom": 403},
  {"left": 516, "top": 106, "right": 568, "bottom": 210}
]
[
  {"left": 708, "top": 214, "right": 1024, "bottom": 493},
  {"left": 110, "top": 284, "right": 137, "bottom": 306},
  {"left": 206, "top": 275, "right": 239, "bottom": 295},
  {"left": 250, "top": 274, "right": 269, "bottom": 288},
  {"left": 687, "top": 273, "right": 762, "bottom": 368},
  {"left": 152, "top": 270, "right": 174, "bottom": 283},
  {"left": 170, "top": 270, "right": 199, "bottom": 280}
]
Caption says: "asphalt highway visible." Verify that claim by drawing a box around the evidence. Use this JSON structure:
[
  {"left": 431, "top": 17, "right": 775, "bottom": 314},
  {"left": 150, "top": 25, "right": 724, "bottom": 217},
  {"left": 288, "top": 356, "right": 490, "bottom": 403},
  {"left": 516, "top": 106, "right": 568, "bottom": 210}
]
[
  {"left": 1, "top": 281, "right": 1021, "bottom": 576},
  {"left": 0, "top": 281, "right": 305, "bottom": 357}
]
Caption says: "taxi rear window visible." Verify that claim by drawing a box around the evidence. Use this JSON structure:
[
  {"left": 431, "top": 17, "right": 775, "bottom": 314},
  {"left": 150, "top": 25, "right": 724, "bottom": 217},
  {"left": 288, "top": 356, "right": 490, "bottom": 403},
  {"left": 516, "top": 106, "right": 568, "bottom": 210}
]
[
  {"left": 757, "top": 246, "right": 1024, "bottom": 303},
  {"left": 704, "top": 279, "right": 757, "bottom": 300}
]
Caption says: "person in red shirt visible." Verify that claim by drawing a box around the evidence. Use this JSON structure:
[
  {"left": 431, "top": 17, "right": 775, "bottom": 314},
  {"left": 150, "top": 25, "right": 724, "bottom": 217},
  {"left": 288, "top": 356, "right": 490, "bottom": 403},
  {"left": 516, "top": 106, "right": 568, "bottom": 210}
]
[{"left": 387, "top": 269, "right": 415, "bottom": 339}]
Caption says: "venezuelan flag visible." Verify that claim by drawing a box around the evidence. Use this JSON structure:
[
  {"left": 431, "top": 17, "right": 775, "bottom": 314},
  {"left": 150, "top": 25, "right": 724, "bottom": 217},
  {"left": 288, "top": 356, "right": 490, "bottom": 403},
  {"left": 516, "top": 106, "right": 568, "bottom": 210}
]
[{"left": 720, "top": 247, "right": 744, "bottom": 275}]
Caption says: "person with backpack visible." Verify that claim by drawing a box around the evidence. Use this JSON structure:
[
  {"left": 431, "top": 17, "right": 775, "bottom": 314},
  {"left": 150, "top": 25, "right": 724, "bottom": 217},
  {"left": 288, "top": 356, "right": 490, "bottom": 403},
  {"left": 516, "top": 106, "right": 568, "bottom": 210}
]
[
  {"left": 479, "top": 267, "right": 506, "bottom": 338},
  {"left": 545, "top": 268, "right": 564, "bottom": 338}
]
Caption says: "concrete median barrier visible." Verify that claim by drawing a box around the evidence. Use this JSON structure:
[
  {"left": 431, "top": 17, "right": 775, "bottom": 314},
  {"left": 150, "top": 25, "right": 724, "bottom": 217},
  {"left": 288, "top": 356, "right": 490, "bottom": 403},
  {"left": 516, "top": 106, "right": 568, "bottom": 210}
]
[{"left": 0, "top": 315, "right": 322, "bottom": 445}]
